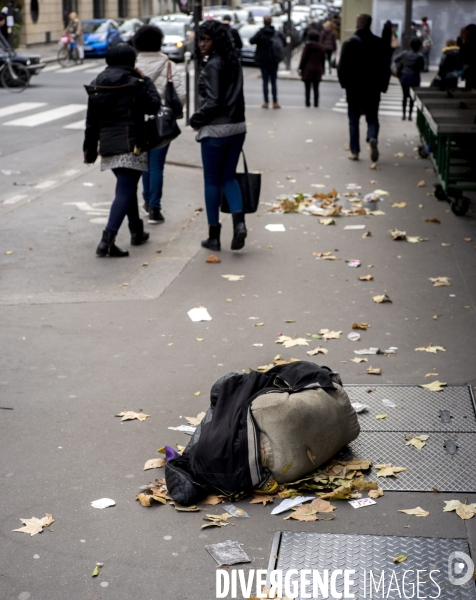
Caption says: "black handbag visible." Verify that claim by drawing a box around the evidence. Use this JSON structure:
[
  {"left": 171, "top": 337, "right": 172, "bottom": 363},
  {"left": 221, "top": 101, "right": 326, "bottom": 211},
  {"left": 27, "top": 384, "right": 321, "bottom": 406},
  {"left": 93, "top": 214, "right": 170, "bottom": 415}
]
[
  {"left": 164, "top": 60, "right": 183, "bottom": 119},
  {"left": 145, "top": 105, "right": 181, "bottom": 149},
  {"left": 220, "top": 151, "right": 261, "bottom": 214}
]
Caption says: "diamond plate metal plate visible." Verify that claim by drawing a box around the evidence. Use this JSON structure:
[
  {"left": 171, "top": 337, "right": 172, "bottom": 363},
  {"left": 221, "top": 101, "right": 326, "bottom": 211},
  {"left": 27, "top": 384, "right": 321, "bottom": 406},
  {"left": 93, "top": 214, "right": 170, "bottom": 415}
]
[
  {"left": 271, "top": 532, "right": 476, "bottom": 600},
  {"left": 344, "top": 385, "right": 476, "bottom": 433},
  {"left": 336, "top": 432, "right": 476, "bottom": 492}
]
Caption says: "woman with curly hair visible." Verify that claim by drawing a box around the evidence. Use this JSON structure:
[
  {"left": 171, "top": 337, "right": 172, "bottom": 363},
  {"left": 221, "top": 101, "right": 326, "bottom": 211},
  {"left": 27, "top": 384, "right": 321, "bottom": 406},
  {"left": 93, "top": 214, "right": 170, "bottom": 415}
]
[{"left": 190, "top": 19, "right": 247, "bottom": 251}]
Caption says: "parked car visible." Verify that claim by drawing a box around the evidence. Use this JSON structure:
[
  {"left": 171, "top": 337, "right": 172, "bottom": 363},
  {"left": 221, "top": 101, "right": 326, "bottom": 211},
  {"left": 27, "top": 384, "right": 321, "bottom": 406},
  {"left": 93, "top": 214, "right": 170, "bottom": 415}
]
[
  {"left": 82, "top": 19, "right": 121, "bottom": 57},
  {"left": 239, "top": 23, "right": 261, "bottom": 64},
  {"left": 118, "top": 18, "right": 144, "bottom": 43},
  {"left": 149, "top": 18, "right": 194, "bottom": 61},
  {"left": 159, "top": 13, "right": 193, "bottom": 24}
]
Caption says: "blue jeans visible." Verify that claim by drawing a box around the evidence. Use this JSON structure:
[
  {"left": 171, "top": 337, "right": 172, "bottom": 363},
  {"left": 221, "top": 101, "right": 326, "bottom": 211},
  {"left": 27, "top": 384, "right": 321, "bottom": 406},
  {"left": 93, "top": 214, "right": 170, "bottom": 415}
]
[
  {"left": 261, "top": 65, "right": 278, "bottom": 104},
  {"left": 105, "top": 168, "right": 142, "bottom": 234},
  {"left": 347, "top": 95, "right": 380, "bottom": 156},
  {"left": 200, "top": 133, "right": 245, "bottom": 226},
  {"left": 141, "top": 144, "right": 170, "bottom": 210}
]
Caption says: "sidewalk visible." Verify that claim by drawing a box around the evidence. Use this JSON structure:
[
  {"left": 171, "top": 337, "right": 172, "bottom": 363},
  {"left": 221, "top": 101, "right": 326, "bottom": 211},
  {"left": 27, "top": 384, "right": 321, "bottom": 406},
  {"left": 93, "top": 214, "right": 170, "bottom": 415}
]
[{"left": 1, "top": 104, "right": 476, "bottom": 599}]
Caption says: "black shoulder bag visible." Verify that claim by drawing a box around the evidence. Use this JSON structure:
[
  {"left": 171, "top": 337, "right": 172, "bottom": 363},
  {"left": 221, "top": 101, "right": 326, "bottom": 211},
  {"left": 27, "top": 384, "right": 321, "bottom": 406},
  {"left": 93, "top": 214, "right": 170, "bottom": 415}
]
[
  {"left": 145, "top": 62, "right": 182, "bottom": 149},
  {"left": 220, "top": 151, "right": 261, "bottom": 214}
]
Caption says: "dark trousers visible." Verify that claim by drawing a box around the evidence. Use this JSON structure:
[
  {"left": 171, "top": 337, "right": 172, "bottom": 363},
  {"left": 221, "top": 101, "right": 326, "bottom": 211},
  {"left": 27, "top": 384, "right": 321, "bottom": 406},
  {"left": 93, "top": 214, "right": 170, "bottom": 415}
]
[
  {"left": 142, "top": 144, "right": 170, "bottom": 210},
  {"left": 261, "top": 65, "right": 278, "bottom": 103},
  {"left": 347, "top": 95, "right": 380, "bottom": 156},
  {"left": 200, "top": 133, "right": 245, "bottom": 226},
  {"left": 304, "top": 80, "right": 319, "bottom": 107},
  {"left": 400, "top": 82, "right": 414, "bottom": 117},
  {"left": 325, "top": 48, "right": 333, "bottom": 71},
  {"left": 105, "top": 168, "right": 142, "bottom": 234}
]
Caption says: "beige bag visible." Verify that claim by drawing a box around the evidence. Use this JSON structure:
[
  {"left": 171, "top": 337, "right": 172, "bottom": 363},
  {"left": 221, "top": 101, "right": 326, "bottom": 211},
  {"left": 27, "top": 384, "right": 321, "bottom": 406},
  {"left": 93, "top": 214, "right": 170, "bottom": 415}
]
[{"left": 251, "top": 383, "right": 360, "bottom": 484}]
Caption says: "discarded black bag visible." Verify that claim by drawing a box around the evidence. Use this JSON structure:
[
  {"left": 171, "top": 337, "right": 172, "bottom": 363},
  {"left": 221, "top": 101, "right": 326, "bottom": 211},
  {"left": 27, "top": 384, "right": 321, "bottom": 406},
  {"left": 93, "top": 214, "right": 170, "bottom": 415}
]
[{"left": 220, "top": 151, "right": 260, "bottom": 214}]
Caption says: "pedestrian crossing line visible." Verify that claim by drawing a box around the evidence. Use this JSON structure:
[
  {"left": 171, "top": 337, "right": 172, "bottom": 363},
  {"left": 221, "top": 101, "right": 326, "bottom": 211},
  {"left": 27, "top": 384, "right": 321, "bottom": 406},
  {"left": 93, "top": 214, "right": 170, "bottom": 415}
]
[
  {"left": 84, "top": 66, "right": 104, "bottom": 74},
  {"left": 64, "top": 169, "right": 80, "bottom": 176},
  {"left": 335, "top": 101, "right": 402, "bottom": 109},
  {"left": 42, "top": 64, "right": 62, "bottom": 73},
  {"left": 63, "top": 119, "right": 85, "bottom": 130},
  {"left": 3, "top": 104, "right": 86, "bottom": 127},
  {"left": 58, "top": 62, "right": 100, "bottom": 74},
  {"left": 34, "top": 180, "right": 57, "bottom": 190},
  {"left": 332, "top": 107, "right": 403, "bottom": 117},
  {"left": 2, "top": 194, "right": 28, "bottom": 205},
  {"left": 0, "top": 102, "right": 47, "bottom": 118}
]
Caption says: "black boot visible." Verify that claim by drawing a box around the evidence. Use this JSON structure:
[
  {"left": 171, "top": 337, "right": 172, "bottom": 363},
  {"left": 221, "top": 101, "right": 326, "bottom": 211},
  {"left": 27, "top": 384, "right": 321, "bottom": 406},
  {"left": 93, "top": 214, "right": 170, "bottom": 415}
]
[
  {"left": 129, "top": 219, "right": 150, "bottom": 246},
  {"left": 201, "top": 224, "right": 221, "bottom": 251},
  {"left": 231, "top": 212, "right": 247, "bottom": 250},
  {"left": 96, "top": 230, "right": 129, "bottom": 257}
]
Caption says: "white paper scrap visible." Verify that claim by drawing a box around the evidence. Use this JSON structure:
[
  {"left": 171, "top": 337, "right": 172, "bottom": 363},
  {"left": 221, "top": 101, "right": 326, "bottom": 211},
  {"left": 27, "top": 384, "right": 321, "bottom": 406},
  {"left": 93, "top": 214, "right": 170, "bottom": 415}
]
[
  {"left": 344, "top": 225, "right": 366, "bottom": 230},
  {"left": 168, "top": 425, "right": 197, "bottom": 434},
  {"left": 354, "top": 348, "right": 380, "bottom": 355},
  {"left": 382, "top": 399, "right": 397, "bottom": 408},
  {"left": 351, "top": 403, "right": 369, "bottom": 413},
  {"left": 265, "top": 224, "right": 286, "bottom": 232},
  {"left": 91, "top": 498, "right": 116, "bottom": 509},
  {"left": 271, "top": 496, "right": 315, "bottom": 515},
  {"left": 188, "top": 307, "right": 212, "bottom": 322},
  {"left": 349, "top": 498, "right": 377, "bottom": 509}
]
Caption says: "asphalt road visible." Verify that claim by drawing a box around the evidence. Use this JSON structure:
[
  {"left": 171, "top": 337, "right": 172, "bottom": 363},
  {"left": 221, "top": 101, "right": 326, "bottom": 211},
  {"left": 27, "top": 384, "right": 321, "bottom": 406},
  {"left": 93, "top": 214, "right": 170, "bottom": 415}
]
[{"left": 1, "top": 57, "right": 476, "bottom": 600}]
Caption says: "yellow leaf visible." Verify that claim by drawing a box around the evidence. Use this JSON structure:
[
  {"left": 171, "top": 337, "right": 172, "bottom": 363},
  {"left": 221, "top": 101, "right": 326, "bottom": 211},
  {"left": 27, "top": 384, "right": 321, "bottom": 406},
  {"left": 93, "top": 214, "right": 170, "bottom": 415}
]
[
  {"left": 306, "top": 347, "right": 328, "bottom": 356},
  {"left": 319, "top": 329, "right": 342, "bottom": 340},
  {"left": 425, "top": 372, "right": 438, "bottom": 377},
  {"left": 405, "top": 435, "right": 430, "bottom": 450},
  {"left": 275, "top": 336, "right": 309, "bottom": 348},
  {"left": 318, "top": 218, "right": 335, "bottom": 225},
  {"left": 352, "top": 322, "right": 371, "bottom": 330},
  {"left": 185, "top": 411, "right": 206, "bottom": 426},
  {"left": 116, "top": 410, "right": 150, "bottom": 421},
  {"left": 419, "top": 380, "right": 446, "bottom": 392},
  {"left": 5, "top": 250, "right": 13, "bottom": 255},
  {"left": 92, "top": 565, "right": 100, "bottom": 577},
  {"left": 417, "top": 180, "right": 425, "bottom": 187},
  {"left": 143, "top": 458, "right": 166, "bottom": 470},
  {"left": 12, "top": 514, "right": 54, "bottom": 536},
  {"left": 196, "top": 337, "right": 204, "bottom": 341},
  {"left": 367, "top": 367, "right": 382, "bottom": 375},
  {"left": 368, "top": 489, "right": 384, "bottom": 499},
  {"left": 282, "top": 461, "right": 293, "bottom": 474},
  {"left": 194, "top": 391, "right": 201, "bottom": 396},
  {"left": 398, "top": 507, "right": 429, "bottom": 517},
  {"left": 359, "top": 275, "right": 373, "bottom": 281},
  {"left": 392, "top": 202, "right": 407, "bottom": 208},
  {"left": 372, "top": 294, "right": 392, "bottom": 303},
  {"left": 376, "top": 465, "right": 408, "bottom": 477},
  {"left": 394, "top": 554, "right": 408, "bottom": 563},
  {"left": 375, "top": 413, "right": 388, "bottom": 420}
]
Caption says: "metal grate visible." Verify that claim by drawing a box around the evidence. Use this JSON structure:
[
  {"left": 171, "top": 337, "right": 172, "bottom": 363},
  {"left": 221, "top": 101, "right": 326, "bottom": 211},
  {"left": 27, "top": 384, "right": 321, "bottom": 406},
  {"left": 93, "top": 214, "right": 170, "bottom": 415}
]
[{"left": 269, "top": 532, "right": 476, "bottom": 600}]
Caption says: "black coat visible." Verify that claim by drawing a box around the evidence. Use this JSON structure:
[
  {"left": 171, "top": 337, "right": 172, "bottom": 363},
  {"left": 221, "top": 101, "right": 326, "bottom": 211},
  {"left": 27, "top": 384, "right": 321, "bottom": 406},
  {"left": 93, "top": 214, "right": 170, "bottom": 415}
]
[
  {"left": 438, "top": 46, "right": 463, "bottom": 81},
  {"left": 338, "top": 27, "right": 391, "bottom": 103},
  {"left": 83, "top": 65, "right": 161, "bottom": 163},
  {"left": 299, "top": 41, "right": 325, "bottom": 81},
  {"left": 223, "top": 23, "right": 243, "bottom": 51},
  {"left": 249, "top": 25, "right": 285, "bottom": 67},
  {"left": 190, "top": 53, "right": 245, "bottom": 129}
]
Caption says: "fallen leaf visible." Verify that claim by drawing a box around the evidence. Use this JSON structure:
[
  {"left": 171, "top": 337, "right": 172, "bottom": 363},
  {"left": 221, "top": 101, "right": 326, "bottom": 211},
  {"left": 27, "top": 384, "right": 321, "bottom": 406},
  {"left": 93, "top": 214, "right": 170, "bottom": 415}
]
[
  {"left": 206, "top": 254, "right": 221, "bottom": 263},
  {"left": 407, "top": 236, "right": 428, "bottom": 243},
  {"left": 368, "top": 489, "right": 384, "bottom": 499},
  {"left": 173, "top": 503, "right": 201, "bottom": 512},
  {"left": 12, "top": 514, "right": 54, "bottom": 536},
  {"left": 284, "top": 498, "right": 336, "bottom": 521},
  {"left": 367, "top": 367, "right": 382, "bottom": 375},
  {"left": 306, "top": 446, "right": 316, "bottom": 465},
  {"left": 116, "top": 411, "right": 150, "bottom": 421},
  {"left": 351, "top": 357, "right": 368, "bottom": 363},
  {"left": 282, "top": 461, "right": 293, "bottom": 474},
  {"left": 441, "top": 243, "right": 452, "bottom": 247},
  {"left": 464, "top": 238, "right": 473, "bottom": 242},
  {"left": 5, "top": 250, "right": 13, "bottom": 255},
  {"left": 319, "top": 329, "right": 342, "bottom": 341},
  {"left": 419, "top": 380, "right": 447, "bottom": 392},
  {"left": 415, "top": 345, "right": 446, "bottom": 353},
  {"left": 201, "top": 495, "right": 225, "bottom": 505},
  {"left": 394, "top": 152, "right": 405, "bottom": 158},
  {"left": 352, "top": 322, "right": 371, "bottom": 330},
  {"left": 306, "top": 347, "right": 328, "bottom": 356},
  {"left": 221, "top": 274, "right": 245, "bottom": 281},
  {"left": 398, "top": 507, "right": 429, "bottom": 517},
  {"left": 176, "top": 444, "right": 186, "bottom": 454},
  {"left": 392, "top": 202, "right": 407, "bottom": 208},
  {"left": 375, "top": 413, "right": 388, "bottom": 419},
  {"left": 284, "top": 319, "right": 296, "bottom": 323},
  {"left": 394, "top": 555, "right": 408, "bottom": 563},
  {"left": 425, "top": 217, "right": 441, "bottom": 224},
  {"left": 318, "top": 218, "right": 335, "bottom": 226},
  {"left": 417, "top": 180, "right": 425, "bottom": 187},
  {"left": 425, "top": 373, "right": 438, "bottom": 377},
  {"left": 376, "top": 464, "right": 408, "bottom": 478},
  {"left": 275, "top": 336, "right": 309, "bottom": 348},
  {"left": 250, "top": 493, "right": 275, "bottom": 506},
  {"left": 143, "top": 458, "right": 166, "bottom": 470},
  {"left": 196, "top": 337, "right": 204, "bottom": 341},
  {"left": 405, "top": 434, "right": 430, "bottom": 450},
  {"left": 201, "top": 513, "right": 234, "bottom": 528},
  {"left": 185, "top": 412, "right": 206, "bottom": 427},
  {"left": 194, "top": 391, "right": 201, "bottom": 396},
  {"left": 135, "top": 489, "right": 167, "bottom": 507},
  {"left": 255, "top": 323, "right": 264, "bottom": 327},
  {"left": 359, "top": 275, "right": 373, "bottom": 281},
  {"left": 443, "top": 500, "right": 476, "bottom": 520},
  {"left": 390, "top": 229, "right": 407, "bottom": 240},
  {"left": 313, "top": 251, "right": 338, "bottom": 260},
  {"left": 362, "top": 231, "right": 372, "bottom": 238},
  {"left": 373, "top": 294, "right": 392, "bottom": 303},
  {"left": 92, "top": 565, "right": 100, "bottom": 577},
  {"left": 429, "top": 277, "right": 451, "bottom": 287}
]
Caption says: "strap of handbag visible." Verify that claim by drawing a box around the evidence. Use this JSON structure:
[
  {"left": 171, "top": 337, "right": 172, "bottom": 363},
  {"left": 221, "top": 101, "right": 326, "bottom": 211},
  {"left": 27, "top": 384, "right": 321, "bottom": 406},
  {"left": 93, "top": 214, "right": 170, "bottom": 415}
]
[
  {"left": 241, "top": 150, "right": 249, "bottom": 174},
  {"left": 167, "top": 60, "right": 173, "bottom": 82}
]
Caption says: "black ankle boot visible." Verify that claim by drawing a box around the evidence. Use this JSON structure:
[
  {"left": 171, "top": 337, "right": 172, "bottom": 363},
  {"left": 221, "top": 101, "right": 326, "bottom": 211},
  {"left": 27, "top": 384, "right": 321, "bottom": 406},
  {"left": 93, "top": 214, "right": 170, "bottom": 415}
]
[
  {"left": 231, "top": 212, "right": 247, "bottom": 250},
  {"left": 129, "top": 219, "right": 150, "bottom": 246},
  {"left": 201, "top": 224, "right": 221, "bottom": 251},
  {"left": 96, "top": 230, "right": 129, "bottom": 257}
]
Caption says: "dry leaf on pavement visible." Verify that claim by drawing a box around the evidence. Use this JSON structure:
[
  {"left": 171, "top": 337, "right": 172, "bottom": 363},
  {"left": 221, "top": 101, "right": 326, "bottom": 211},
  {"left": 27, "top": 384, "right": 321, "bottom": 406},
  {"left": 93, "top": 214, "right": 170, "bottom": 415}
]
[
  {"left": 185, "top": 412, "right": 206, "bottom": 427},
  {"left": 202, "top": 513, "right": 234, "bottom": 528},
  {"left": 419, "top": 381, "right": 446, "bottom": 392},
  {"left": 373, "top": 294, "right": 392, "bottom": 303},
  {"left": 390, "top": 229, "right": 407, "bottom": 240},
  {"left": 221, "top": 274, "right": 245, "bottom": 281},
  {"left": 351, "top": 357, "right": 368, "bottom": 363},
  {"left": 464, "top": 237, "right": 473, "bottom": 242},
  {"left": 429, "top": 277, "right": 451, "bottom": 287},
  {"left": 367, "top": 367, "right": 382, "bottom": 375},
  {"left": 405, "top": 434, "right": 430, "bottom": 450},
  {"left": 368, "top": 489, "right": 384, "bottom": 499},
  {"left": 318, "top": 218, "right": 335, "bottom": 225},
  {"left": 398, "top": 507, "right": 430, "bottom": 517},
  {"left": 394, "top": 554, "right": 408, "bottom": 563},
  {"left": 275, "top": 336, "right": 309, "bottom": 348},
  {"left": 12, "top": 514, "right": 54, "bottom": 536},
  {"left": 352, "top": 322, "right": 371, "bottom": 330},
  {"left": 250, "top": 493, "right": 275, "bottom": 506},
  {"left": 307, "top": 347, "right": 328, "bottom": 356},
  {"left": 359, "top": 275, "right": 373, "bottom": 281},
  {"left": 425, "top": 217, "right": 441, "bottom": 224},
  {"left": 136, "top": 486, "right": 168, "bottom": 507},
  {"left": 201, "top": 494, "right": 225, "bottom": 505},
  {"left": 392, "top": 202, "right": 407, "bottom": 208},
  {"left": 284, "top": 498, "right": 336, "bottom": 521},
  {"left": 319, "top": 329, "right": 342, "bottom": 341},
  {"left": 205, "top": 254, "right": 220, "bottom": 263},
  {"left": 376, "top": 464, "right": 408, "bottom": 477},
  {"left": 375, "top": 413, "right": 388, "bottom": 420},
  {"left": 425, "top": 373, "right": 438, "bottom": 377},
  {"left": 320, "top": 485, "right": 355, "bottom": 500},
  {"left": 313, "top": 251, "right": 338, "bottom": 260},
  {"left": 417, "top": 180, "right": 425, "bottom": 187},
  {"left": 116, "top": 411, "right": 150, "bottom": 421},
  {"left": 443, "top": 500, "right": 476, "bottom": 520},
  {"left": 407, "top": 236, "right": 428, "bottom": 243},
  {"left": 143, "top": 458, "right": 166, "bottom": 470},
  {"left": 415, "top": 345, "right": 446, "bottom": 353}
]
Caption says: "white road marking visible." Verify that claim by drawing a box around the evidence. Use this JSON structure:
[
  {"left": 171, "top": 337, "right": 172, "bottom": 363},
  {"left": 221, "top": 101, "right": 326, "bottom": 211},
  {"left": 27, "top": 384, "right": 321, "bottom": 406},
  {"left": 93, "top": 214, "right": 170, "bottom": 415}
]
[
  {"left": 58, "top": 62, "right": 100, "bottom": 74},
  {"left": 4, "top": 104, "right": 86, "bottom": 127},
  {"left": 42, "top": 64, "right": 62, "bottom": 72},
  {"left": 0, "top": 102, "right": 47, "bottom": 119},
  {"left": 64, "top": 169, "right": 80, "bottom": 176},
  {"left": 2, "top": 194, "right": 28, "bottom": 205},
  {"left": 63, "top": 119, "right": 85, "bottom": 130},
  {"left": 84, "top": 66, "right": 104, "bottom": 74},
  {"left": 332, "top": 107, "right": 403, "bottom": 117},
  {"left": 34, "top": 180, "right": 57, "bottom": 190}
]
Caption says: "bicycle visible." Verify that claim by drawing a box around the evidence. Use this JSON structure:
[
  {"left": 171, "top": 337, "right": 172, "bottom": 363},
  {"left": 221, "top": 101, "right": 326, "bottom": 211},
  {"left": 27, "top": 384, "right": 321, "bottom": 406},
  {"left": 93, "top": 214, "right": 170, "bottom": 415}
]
[
  {"left": 0, "top": 51, "right": 30, "bottom": 92},
  {"left": 57, "top": 34, "right": 81, "bottom": 67}
]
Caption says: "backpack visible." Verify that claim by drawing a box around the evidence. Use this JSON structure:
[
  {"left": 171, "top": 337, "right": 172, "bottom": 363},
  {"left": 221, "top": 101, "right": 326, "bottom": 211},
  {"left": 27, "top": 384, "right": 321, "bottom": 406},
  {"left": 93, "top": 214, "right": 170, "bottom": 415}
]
[{"left": 271, "top": 31, "right": 285, "bottom": 63}]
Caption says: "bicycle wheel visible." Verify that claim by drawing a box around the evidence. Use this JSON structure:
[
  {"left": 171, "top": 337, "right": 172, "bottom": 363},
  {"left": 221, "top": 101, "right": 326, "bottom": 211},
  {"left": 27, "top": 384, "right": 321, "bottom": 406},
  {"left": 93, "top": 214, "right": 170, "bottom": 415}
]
[
  {"left": 58, "top": 47, "right": 70, "bottom": 67},
  {"left": 1, "top": 62, "right": 30, "bottom": 93}
]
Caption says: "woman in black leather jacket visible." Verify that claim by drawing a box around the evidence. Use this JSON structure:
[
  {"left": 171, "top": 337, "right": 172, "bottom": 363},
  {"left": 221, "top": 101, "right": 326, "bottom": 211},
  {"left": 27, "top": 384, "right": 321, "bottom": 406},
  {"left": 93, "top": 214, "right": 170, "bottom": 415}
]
[
  {"left": 83, "top": 43, "right": 161, "bottom": 257},
  {"left": 190, "top": 20, "right": 247, "bottom": 251}
]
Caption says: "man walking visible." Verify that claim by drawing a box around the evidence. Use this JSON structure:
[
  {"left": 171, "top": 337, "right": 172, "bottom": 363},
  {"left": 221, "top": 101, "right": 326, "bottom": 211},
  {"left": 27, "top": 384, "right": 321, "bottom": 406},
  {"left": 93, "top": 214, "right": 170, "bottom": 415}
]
[
  {"left": 222, "top": 15, "right": 243, "bottom": 56},
  {"left": 338, "top": 13, "right": 390, "bottom": 163},
  {"left": 250, "top": 16, "right": 285, "bottom": 109}
]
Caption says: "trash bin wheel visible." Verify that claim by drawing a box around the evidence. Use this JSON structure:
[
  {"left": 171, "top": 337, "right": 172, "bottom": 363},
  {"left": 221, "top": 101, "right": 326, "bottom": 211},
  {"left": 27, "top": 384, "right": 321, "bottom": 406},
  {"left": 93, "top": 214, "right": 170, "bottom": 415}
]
[
  {"left": 434, "top": 184, "right": 447, "bottom": 201},
  {"left": 418, "top": 145, "right": 429, "bottom": 158},
  {"left": 451, "top": 196, "right": 470, "bottom": 216}
]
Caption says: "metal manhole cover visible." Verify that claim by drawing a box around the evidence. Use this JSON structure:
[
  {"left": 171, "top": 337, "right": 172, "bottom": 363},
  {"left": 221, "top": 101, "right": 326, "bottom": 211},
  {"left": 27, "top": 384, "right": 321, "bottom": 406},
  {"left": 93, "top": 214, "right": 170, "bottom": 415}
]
[{"left": 269, "top": 532, "right": 476, "bottom": 599}]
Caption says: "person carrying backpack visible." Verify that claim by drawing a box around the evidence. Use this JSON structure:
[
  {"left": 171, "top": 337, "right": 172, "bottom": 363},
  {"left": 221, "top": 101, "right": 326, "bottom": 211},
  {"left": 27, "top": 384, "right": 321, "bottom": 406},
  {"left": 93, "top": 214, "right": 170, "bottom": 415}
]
[
  {"left": 250, "top": 15, "right": 285, "bottom": 109},
  {"left": 395, "top": 37, "right": 424, "bottom": 120}
]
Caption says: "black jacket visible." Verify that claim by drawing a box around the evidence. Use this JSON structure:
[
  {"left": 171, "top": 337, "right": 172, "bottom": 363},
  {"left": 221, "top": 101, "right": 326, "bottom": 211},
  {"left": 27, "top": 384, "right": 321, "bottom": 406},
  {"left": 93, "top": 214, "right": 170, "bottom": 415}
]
[
  {"left": 338, "top": 27, "right": 391, "bottom": 102},
  {"left": 223, "top": 23, "right": 243, "bottom": 52},
  {"left": 250, "top": 25, "right": 285, "bottom": 67},
  {"left": 83, "top": 65, "right": 161, "bottom": 163},
  {"left": 397, "top": 50, "right": 424, "bottom": 85},
  {"left": 190, "top": 54, "right": 245, "bottom": 129},
  {"left": 299, "top": 41, "right": 325, "bottom": 81},
  {"left": 165, "top": 361, "right": 337, "bottom": 505},
  {"left": 438, "top": 46, "right": 463, "bottom": 81}
]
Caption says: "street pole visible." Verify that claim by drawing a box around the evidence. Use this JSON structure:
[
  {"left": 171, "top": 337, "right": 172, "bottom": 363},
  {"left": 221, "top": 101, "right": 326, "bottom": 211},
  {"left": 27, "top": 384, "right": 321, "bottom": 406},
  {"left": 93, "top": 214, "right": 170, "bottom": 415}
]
[
  {"left": 401, "top": 0, "right": 413, "bottom": 50},
  {"left": 184, "top": 51, "right": 191, "bottom": 126},
  {"left": 284, "top": 0, "right": 291, "bottom": 71},
  {"left": 193, "top": 0, "right": 202, "bottom": 112}
]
